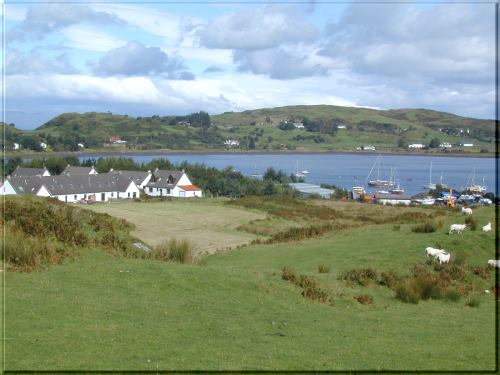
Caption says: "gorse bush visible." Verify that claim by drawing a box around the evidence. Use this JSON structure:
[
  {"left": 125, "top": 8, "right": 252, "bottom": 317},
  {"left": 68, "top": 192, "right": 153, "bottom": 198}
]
[
  {"left": 411, "top": 219, "right": 443, "bottom": 233},
  {"left": 379, "top": 270, "right": 403, "bottom": 289},
  {"left": 281, "top": 267, "right": 332, "bottom": 304},
  {"left": 340, "top": 268, "right": 378, "bottom": 286},
  {"left": 151, "top": 239, "right": 195, "bottom": 264},
  {"left": 317, "top": 264, "right": 330, "bottom": 274},
  {"left": 355, "top": 294, "right": 374, "bottom": 306},
  {"left": 464, "top": 216, "right": 478, "bottom": 231}
]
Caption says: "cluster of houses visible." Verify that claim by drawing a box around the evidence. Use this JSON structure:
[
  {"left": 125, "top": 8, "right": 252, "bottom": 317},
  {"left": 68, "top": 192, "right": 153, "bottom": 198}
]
[
  {"left": 408, "top": 142, "right": 474, "bottom": 149},
  {"left": 0, "top": 165, "right": 202, "bottom": 202}
]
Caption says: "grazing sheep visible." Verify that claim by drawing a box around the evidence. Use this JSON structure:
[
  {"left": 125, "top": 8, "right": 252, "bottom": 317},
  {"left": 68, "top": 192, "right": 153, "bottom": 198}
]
[
  {"left": 487, "top": 260, "right": 500, "bottom": 268},
  {"left": 462, "top": 207, "right": 472, "bottom": 215},
  {"left": 449, "top": 223, "right": 467, "bottom": 235},
  {"left": 437, "top": 251, "right": 451, "bottom": 264},
  {"left": 482, "top": 222, "right": 492, "bottom": 232},
  {"left": 425, "top": 247, "right": 445, "bottom": 257}
]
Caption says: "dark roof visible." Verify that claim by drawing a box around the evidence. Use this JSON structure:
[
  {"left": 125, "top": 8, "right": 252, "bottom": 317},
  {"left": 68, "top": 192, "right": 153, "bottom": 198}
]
[
  {"left": 107, "top": 170, "right": 151, "bottom": 185},
  {"left": 61, "top": 165, "right": 96, "bottom": 176},
  {"left": 145, "top": 169, "right": 184, "bottom": 188},
  {"left": 8, "top": 174, "right": 136, "bottom": 196},
  {"left": 11, "top": 167, "right": 49, "bottom": 178},
  {"left": 6, "top": 176, "right": 44, "bottom": 194}
]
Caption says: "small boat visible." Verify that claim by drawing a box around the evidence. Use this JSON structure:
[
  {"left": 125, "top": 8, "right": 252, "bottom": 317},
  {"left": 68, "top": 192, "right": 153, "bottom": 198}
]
[
  {"left": 415, "top": 196, "right": 435, "bottom": 205},
  {"left": 390, "top": 185, "right": 405, "bottom": 195},
  {"left": 352, "top": 186, "right": 366, "bottom": 199},
  {"left": 423, "top": 161, "right": 436, "bottom": 190},
  {"left": 300, "top": 170, "right": 310, "bottom": 175},
  {"left": 466, "top": 168, "right": 486, "bottom": 193}
]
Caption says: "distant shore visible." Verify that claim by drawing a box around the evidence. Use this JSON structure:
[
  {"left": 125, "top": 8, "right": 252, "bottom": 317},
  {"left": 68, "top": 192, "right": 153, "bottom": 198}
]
[{"left": 6, "top": 148, "right": 496, "bottom": 160}]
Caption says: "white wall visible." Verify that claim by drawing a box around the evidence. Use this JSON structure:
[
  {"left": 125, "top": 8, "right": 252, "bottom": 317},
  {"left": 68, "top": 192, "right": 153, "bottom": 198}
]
[
  {"left": 0, "top": 181, "right": 17, "bottom": 195},
  {"left": 37, "top": 185, "right": 51, "bottom": 197}
]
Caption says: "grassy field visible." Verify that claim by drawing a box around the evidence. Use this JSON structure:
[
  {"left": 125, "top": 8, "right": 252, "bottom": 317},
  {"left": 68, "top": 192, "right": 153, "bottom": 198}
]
[
  {"left": 83, "top": 199, "right": 267, "bottom": 253},
  {"left": 4, "top": 198, "right": 498, "bottom": 371}
]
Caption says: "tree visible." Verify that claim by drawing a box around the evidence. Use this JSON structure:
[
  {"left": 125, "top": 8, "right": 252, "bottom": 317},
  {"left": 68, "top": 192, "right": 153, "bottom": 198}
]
[
  {"left": 398, "top": 138, "right": 406, "bottom": 148},
  {"left": 429, "top": 138, "right": 441, "bottom": 148},
  {"left": 265, "top": 116, "right": 271, "bottom": 123},
  {"left": 248, "top": 137, "right": 256, "bottom": 149}
]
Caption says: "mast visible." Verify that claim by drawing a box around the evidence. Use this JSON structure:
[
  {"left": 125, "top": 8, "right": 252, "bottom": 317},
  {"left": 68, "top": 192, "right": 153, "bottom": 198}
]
[{"left": 429, "top": 161, "right": 433, "bottom": 185}]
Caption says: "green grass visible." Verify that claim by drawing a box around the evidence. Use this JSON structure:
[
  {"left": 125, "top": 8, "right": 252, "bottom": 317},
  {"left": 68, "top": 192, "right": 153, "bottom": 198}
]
[
  {"left": 5, "top": 105, "right": 494, "bottom": 154},
  {"left": 4, "top": 201, "right": 497, "bottom": 370}
]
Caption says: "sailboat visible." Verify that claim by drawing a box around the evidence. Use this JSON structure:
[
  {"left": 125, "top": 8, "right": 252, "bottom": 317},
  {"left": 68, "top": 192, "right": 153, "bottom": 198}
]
[
  {"left": 466, "top": 168, "right": 487, "bottom": 193},
  {"left": 423, "top": 161, "right": 436, "bottom": 190},
  {"left": 366, "top": 155, "right": 393, "bottom": 187},
  {"left": 250, "top": 165, "right": 262, "bottom": 178},
  {"left": 437, "top": 172, "right": 447, "bottom": 189},
  {"left": 294, "top": 161, "right": 305, "bottom": 178},
  {"left": 389, "top": 169, "right": 405, "bottom": 194}
]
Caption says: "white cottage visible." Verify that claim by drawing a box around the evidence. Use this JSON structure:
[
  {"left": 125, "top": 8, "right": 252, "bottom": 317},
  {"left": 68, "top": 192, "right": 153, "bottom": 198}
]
[
  {"left": 2, "top": 174, "right": 140, "bottom": 202},
  {"left": 144, "top": 169, "right": 202, "bottom": 198}
]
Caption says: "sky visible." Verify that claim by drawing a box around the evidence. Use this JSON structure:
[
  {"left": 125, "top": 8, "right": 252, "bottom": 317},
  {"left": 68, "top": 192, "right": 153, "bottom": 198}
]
[{"left": 3, "top": 1, "right": 497, "bottom": 129}]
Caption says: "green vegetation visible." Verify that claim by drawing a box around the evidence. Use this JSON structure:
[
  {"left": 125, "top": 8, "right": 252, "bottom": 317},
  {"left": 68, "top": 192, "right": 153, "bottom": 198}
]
[
  {"left": 4, "top": 196, "right": 496, "bottom": 370},
  {"left": 4, "top": 105, "right": 495, "bottom": 155}
]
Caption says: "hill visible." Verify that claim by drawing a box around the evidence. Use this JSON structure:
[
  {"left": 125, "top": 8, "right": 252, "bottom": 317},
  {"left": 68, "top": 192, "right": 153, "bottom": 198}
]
[{"left": 5, "top": 105, "right": 495, "bottom": 154}]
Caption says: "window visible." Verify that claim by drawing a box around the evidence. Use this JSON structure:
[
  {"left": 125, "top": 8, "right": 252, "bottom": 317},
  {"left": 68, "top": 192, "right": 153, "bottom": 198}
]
[
  {"left": 128, "top": 192, "right": 130, "bottom": 198},
  {"left": 149, "top": 187, "right": 153, "bottom": 192},
  {"left": 167, "top": 189, "right": 171, "bottom": 194},
  {"left": 133, "top": 192, "right": 136, "bottom": 198},
  {"left": 74, "top": 195, "right": 77, "bottom": 200}
]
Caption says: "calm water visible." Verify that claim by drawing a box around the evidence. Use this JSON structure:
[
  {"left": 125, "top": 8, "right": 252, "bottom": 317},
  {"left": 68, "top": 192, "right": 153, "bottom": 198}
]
[{"left": 81, "top": 153, "right": 496, "bottom": 196}]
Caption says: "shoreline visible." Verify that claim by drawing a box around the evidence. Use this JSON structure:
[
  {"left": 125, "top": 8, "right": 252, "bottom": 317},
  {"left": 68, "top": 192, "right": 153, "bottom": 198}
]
[{"left": 7, "top": 148, "right": 496, "bottom": 159}]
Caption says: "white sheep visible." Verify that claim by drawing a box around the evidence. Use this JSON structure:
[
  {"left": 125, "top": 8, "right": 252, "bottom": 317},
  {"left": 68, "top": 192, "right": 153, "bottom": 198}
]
[
  {"left": 462, "top": 207, "right": 472, "bottom": 215},
  {"left": 425, "top": 247, "right": 445, "bottom": 257},
  {"left": 449, "top": 223, "right": 467, "bottom": 235},
  {"left": 487, "top": 260, "right": 500, "bottom": 268},
  {"left": 482, "top": 222, "right": 491, "bottom": 232},
  {"left": 437, "top": 251, "right": 451, "bottom": 264}
]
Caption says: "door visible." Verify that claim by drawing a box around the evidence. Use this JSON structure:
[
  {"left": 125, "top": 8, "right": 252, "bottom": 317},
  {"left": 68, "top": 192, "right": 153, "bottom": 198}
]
[{"left": 101, "top": 193, "right": 105, "bottom": 201}]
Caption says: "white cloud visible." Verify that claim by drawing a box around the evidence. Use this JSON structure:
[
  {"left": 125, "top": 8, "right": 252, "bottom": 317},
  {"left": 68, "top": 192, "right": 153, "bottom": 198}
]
[
  {"left": 62, "top": 26, "right": 125, "bottom": 52},
  {"left": 197, "top": 5, "right": 319, "bottom": 50}
]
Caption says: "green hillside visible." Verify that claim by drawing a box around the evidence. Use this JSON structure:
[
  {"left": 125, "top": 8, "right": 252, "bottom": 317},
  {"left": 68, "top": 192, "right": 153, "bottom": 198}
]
[{"left": 6, "top": 105, "right": 495, "bottom": 154}]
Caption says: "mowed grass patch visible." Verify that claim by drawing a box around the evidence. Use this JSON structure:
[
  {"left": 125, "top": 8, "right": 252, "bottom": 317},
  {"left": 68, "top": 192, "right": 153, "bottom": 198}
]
[{"left": 83, "top": 199, "right": 267, "bottom": 254}]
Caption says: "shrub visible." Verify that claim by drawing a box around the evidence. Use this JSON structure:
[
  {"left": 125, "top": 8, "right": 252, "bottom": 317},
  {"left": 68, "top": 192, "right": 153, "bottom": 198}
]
[
  {"left": 444, "top": 290, "right": 461, "bottom": 302},
  {"left": 379, "top": 270, "right": 403, "bottom": 289},
  {"left": 395, "top": 280, "right": 420, "bottom": 304},
  {"left": 452, "top": 251, "right": 468, "bottom": 266},
  {"left": 355, "top": 294, "right": 374, "bottom": 305},
  {"left": 151, "top": 239, "right": 195, "bottom": 264},
  {"left": 466, "top": 295, "right": 481, "bottom": 308},
  {"left": 392, "top": 225, "right": 400, "bottom": 231},
  {"left": 302, "top": 284, "right": 330, "bottom": 303},
  {"left": 464, "top": 216, "right": 478, "bottom": 231},
  {"left": 282, "top": 266, "right": 298, "bottom": 284},
  {"left": 340, "top": 268, "right": 378, "bottom": 286},
  {"left": 471, "top": 265, "right": 492, "bottom": 279},
  {"left": 412, "top": 275, "right": 444, "bottom": 300},
  {"left": 317, "top": 264, "right": 330, "bottom": 274},
  {"left": 411, "top": 219, "right": 442, "bottom": 233}
]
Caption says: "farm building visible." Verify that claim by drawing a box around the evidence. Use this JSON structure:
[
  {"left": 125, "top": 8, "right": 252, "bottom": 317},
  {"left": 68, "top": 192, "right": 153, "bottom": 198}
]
[
  {"left": 1, "top": 174, "right": 140, "bottom": 202},
  {"left": 11, "top": 166, "right": 51, "bottom": 178},
  {"left": 289, "top": 183, "right": 334, "bottom": 199},
  {"left": 144, "top": 169, "right": 202, "bottom": 198},
  {"left": 61, "top": 165, "right": 98, "bottom": 176},
  {"left": 375, "top": 194, "right": 412, "bottom": 206}
]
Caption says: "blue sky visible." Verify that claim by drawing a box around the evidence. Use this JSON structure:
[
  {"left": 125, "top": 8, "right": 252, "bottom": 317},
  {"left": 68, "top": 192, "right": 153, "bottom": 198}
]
[{"left": 3, "top": 1, "right": 496, "bottom": 129}]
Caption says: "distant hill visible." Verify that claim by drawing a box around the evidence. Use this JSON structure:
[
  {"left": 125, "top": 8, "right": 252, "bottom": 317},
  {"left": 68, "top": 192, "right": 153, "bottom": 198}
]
[{"left": 4, "top": 105, "right": 495, "bottom": 154}]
